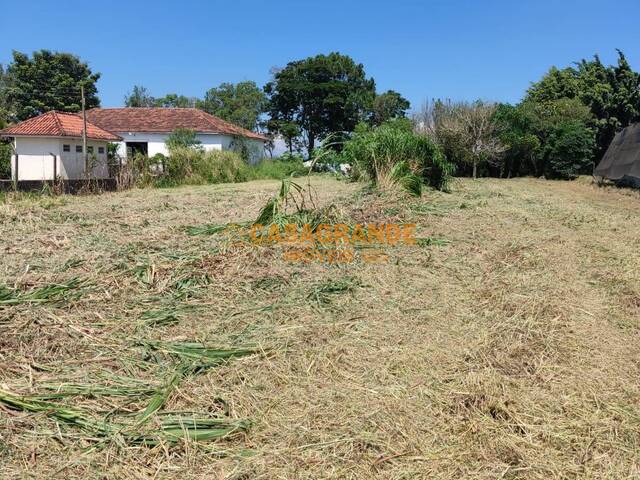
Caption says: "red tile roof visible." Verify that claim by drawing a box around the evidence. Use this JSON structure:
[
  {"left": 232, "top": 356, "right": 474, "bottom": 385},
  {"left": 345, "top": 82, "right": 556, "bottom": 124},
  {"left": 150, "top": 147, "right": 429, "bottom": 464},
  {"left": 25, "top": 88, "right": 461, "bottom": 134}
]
[
  {"left": 85, "top": 108, "right": 268, "bottom": 141},
  {"left": 0, "top": 111, "right": 122, "bottom": 141}
]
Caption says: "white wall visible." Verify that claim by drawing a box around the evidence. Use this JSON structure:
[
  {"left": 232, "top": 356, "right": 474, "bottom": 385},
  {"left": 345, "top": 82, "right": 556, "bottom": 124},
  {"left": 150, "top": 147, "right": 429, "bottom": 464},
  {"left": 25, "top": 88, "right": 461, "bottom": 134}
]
[
  {"left": 12, "top": 137, "right": 110, "bottom": 180},
  {"left": 112, "top": 132, "right": 265, "bottom": 164}
]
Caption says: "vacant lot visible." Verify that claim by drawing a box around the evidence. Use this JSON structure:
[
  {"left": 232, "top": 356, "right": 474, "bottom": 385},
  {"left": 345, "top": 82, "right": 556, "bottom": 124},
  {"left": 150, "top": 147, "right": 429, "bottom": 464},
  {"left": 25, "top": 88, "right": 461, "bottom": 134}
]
[{"left": 1, "top": 177, "right": 639, "bottom": 479}]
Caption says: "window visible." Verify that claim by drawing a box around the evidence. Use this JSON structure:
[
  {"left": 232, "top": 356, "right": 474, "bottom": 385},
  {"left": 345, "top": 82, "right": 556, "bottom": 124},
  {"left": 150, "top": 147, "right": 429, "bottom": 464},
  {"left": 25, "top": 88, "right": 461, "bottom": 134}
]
[
  {"left": 76, "top": 145, "right": 83, "bottom": 153},
  {"left": 98, "top": 146, "right": 105, "bottom": 154},
  {"left": 87, "top": 146, "right": 94, "bottom": 154},
  {"left": 63, "top": 144, "right": 70, "bottom": 152}
]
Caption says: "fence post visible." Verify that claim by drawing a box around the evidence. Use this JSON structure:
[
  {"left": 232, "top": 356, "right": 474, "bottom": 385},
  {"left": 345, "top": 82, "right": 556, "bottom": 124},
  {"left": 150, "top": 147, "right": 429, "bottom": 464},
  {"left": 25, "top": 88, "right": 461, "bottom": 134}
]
[
  {"left": 52, "top": 153, "right": 57, "bottom": 180},
  {"left": 13, "top": 154, "right": 18, "bottom": 191}
]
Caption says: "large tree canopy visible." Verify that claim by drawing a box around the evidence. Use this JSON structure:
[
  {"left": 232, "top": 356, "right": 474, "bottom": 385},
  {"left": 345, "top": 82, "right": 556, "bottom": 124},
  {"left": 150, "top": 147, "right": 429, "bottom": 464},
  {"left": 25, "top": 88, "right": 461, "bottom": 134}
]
[
  {"left": 525, "top": 50, "right": 640, "bottom": 159},
  {"left": 198, "top": 81, "right": 267, "bottom": 131},
  {"left": 5, "top": 50, "right": 100, "bottom": 121},
  {"left": 265, "top": 52, "right": 376, "bottom": 156}
]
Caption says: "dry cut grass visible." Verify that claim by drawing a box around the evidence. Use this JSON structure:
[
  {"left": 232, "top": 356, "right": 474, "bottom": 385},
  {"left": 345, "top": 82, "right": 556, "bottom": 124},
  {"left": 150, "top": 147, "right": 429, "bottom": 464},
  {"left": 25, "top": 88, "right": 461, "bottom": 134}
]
[{"left": 0, "top": 176, "right": 639, "bottom": 479}]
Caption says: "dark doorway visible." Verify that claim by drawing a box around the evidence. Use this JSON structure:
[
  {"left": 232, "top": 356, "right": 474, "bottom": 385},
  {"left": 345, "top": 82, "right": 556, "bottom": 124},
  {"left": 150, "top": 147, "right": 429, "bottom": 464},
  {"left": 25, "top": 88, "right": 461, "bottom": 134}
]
[{"left": 126, "top": 142, "right": 148, "bottom": 157}]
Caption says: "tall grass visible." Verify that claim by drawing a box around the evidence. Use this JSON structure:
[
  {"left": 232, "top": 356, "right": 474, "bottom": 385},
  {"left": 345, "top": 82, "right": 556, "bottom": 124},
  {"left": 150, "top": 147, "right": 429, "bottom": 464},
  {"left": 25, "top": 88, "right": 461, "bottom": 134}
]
[
  {"left": 158, "top": 148, "right": 252, "bottom": 187},
  {"left": 341, "top": 123, "right": 453, "bottom": 194}
]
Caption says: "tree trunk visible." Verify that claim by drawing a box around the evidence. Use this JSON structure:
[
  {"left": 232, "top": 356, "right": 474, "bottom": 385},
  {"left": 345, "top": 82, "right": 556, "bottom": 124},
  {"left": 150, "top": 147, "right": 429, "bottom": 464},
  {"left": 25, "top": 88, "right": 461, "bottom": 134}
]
[
  {"left": 472, "top": 158, "right": 477, "bottom": 179},
  {"left": 307, "top": 133, "right": 315, "bottom": 159}
]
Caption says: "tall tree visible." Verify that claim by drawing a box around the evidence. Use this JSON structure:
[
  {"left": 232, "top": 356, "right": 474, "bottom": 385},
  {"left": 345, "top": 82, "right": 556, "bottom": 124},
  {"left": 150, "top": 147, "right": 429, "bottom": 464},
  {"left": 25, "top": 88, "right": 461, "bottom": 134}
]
[
  {"left": 0, "top": 65, "right": 9, "bottom": 128},
  {"left": 265, "top": 52, "right": 376, "bottom": 156},
  {"left": 5, "top": 50, "right": 100, "bottom": 121},
  {"left": 526, "top": 50, "right": 640, "bottom": 159},
  {"left": 370, "top": 90, "right": 410, "bottom": 126},
  {"left": 154, "top": 93, "right": 196, "bottom": 108},
  {"left": 198, "top": 81, "right": 267, "bottom": 131},
  {"left": 124, "top": 85, "right": 155, "bottom": 107}
]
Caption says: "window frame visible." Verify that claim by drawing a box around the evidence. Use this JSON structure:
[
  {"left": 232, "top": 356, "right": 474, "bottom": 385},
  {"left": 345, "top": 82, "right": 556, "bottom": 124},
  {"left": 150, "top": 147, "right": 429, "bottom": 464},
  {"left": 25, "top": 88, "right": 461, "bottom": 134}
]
[
  {"left": 75, "top": 145, "right": 83, "bottom": 153},
  {"left": 63, "top": 144, "right": 70, "bottom": 152}
]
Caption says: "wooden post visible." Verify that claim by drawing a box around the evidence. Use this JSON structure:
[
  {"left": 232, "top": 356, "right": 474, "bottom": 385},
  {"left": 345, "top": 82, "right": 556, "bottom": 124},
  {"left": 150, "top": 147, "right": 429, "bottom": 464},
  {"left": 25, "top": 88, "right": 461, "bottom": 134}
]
[
  {"left": 52, "top": 153, "right": 57, "bottom": 180},
  {"left": 13, "top": 154, "right": 18, "bottom": 190},
  {"left": 81, "top": 84, "right": 88, "bottom": 174}
]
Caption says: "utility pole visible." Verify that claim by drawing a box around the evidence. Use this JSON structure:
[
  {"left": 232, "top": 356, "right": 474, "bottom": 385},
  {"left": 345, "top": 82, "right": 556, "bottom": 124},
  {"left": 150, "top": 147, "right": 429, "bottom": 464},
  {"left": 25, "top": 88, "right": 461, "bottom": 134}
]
[{"left": 81, "top": 84, "right": 88, "bottom": 174}]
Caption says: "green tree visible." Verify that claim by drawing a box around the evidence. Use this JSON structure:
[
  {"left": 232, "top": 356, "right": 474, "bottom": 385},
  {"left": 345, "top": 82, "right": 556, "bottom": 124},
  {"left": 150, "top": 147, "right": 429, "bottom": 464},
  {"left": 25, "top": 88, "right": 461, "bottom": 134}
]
[
  {"left": 165, "top": 128, "right": 201, "bottom": 151},
  {"left": 370, "top": 90, "right": 410, "bottom": 126},
  {"left": 154, "top": 93, "right": 195, "bottom": 108},
  {"left": 265, "top": 52, "right": 376, "bottom": 157},
  {"left": 493, "top": 103, "right": 541, "bottom": 177},
  {"left": 526, "top": 50, "right": 640, "bottom": 158},
  {"left": 198, "top": 81, "right": 267, "bottom": 131},
  {"left": 4, "top": 50, "right": 100, "bottom": 121},
  {"left": 523, "top": 98, "right": 594, "bottom": 178},
  {"left": 124, "top": 85, "right": 155, "bottom": 107},
  {"left": 0, "top": 65, "right": 9, "bottom": 128}
]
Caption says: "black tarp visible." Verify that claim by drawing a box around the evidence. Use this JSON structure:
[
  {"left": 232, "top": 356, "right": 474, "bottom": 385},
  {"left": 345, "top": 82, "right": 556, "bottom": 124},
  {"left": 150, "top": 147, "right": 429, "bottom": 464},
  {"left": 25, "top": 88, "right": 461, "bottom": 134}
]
[{"left": 595, "top": 123, "right": 640, "bottom": 181}]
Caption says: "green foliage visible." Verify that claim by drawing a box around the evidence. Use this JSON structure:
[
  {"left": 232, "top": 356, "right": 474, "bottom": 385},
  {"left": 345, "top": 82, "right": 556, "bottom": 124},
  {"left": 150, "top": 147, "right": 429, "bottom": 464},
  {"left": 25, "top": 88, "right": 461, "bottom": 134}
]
[
  {"left": 154, "top": 93, "right": 195, "bottom": 108},
  {"left": 542, "top": 120, "right": 595, "bottom": 179},
  {"left": 370, "top": 90, "right": 411, "bottom": 126},
  {"left": 0, "top": 65, "right": 9, "bottom": 127},
  {"left": 198, "top": 81, "right": 267, "bottom": 131},
  {"left": 341, "top": 122, "right": 452, "bottom": 193},
  {"left": 124, "top": 86, "right": 196, "bottom": 108},
  {"left": 159, "top": 148, "right": 251, "bottom": 186},
  {"left": 526, "top": 50, "right": 640, "bottom": 158},
  {"left": 5, "top": 50, "right": 100, "bottom": 121},
  {"left": 124, "top": 85, "right": 154, "bottom": 107},
  {"left": 165, "top": 128, "right": 201, "bottom": 151},
  {"left": 265, "top": 52, "right": 376, "bottom": 156},
  {"left": 0, "top": 142, "right": 11, "bottom": 179},
  {"left": 251, "top": 156, "right": 306, "bottom": 179},
  {"left": 493, "top": 103, "right": 541, "bottom": 177}
]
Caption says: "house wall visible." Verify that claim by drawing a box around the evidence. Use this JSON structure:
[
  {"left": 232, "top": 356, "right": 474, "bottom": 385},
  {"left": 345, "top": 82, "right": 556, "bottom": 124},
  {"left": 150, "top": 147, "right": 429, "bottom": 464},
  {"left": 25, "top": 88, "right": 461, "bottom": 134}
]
[
  {"left": 113, "top": 132, "right": 265, "bottom": 164},
  {"left": 11, "top": 137, "right": 110, "bottom": 180}
]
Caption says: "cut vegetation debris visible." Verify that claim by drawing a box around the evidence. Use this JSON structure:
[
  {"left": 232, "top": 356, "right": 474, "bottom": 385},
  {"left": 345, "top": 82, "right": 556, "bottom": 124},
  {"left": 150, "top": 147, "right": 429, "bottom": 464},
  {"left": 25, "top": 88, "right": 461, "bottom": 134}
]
[
  {"left": 0, "top": 277, "right": 90, "bottom": 305},
  {"left": 0, "top": 389, "right": 249, "bottom": 445},
  {"left": 1, "top": 176, "right": 640, "bottom": 479}
]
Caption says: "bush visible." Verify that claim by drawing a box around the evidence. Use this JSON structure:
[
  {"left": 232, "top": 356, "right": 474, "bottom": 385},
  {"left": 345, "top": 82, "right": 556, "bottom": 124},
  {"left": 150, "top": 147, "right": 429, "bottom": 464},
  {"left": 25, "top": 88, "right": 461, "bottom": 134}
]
[
  {"left": 0, "top": 143, "right": 11, "bottom": 179},
  {"left": 250, "top": 156, "right": 306, "bottom": 180},
  {"left": 158, "top": 148, "right": 251, "bottom": 187},
  {"left": 543, "top": 120, "right": 594, "bottom": 179},
  {"left": 165, "top": 129, "right": 202, "bottom": 151},
  {"left": 341, "top": 123, "right": 453, "bottom": 194}
]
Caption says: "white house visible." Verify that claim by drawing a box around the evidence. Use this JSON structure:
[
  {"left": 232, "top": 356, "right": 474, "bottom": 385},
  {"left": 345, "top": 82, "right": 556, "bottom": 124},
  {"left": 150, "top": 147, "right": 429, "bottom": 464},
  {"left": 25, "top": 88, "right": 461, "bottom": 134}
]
[
  {"left": 85, "top": 108, "right": 268, "bottom": 163},
  {"left": 0, "top": 111, "right": 122, "bottom": 181}
]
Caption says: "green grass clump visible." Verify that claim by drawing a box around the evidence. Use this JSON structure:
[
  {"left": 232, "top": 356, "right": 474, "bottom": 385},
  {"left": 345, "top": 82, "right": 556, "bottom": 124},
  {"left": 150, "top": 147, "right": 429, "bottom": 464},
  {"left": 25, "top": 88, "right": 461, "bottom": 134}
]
[
  {"left": 156, "top": 148, "right": 252, "bottom": 187},
  {"left": 249, "top": 157, "right": 307, "bottom": 180},
  {"left": 341, "top": 122, "right": 453, "bottom": 193}
]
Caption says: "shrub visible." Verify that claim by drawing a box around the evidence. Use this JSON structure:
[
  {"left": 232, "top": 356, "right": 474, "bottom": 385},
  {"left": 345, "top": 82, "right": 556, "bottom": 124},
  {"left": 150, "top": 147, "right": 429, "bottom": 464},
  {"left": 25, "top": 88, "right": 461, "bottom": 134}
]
[
  {"left": 250, "top": 156, "right": 306, "bottom": 180},
  {"left": 341, "top": 123, "right": 453, "bottom": 194},
  {"left": 543, "top": 120, "right": 594, "bottom": 179},
  {"left": 159, "top": 148, "right": 251, "bottom": 186},
  {"left": 0, "top": 143, "right": 11, "bottom": 179},
  {"left": 165, "top": 129, "right": 202, "bottom": 151}
]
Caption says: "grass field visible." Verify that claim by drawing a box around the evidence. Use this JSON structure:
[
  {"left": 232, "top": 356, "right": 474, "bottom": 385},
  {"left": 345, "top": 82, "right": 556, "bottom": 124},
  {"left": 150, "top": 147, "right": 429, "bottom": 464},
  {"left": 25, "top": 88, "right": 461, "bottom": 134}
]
[{"left": 1, "top": 177, "right": 639, "bottom": 479}]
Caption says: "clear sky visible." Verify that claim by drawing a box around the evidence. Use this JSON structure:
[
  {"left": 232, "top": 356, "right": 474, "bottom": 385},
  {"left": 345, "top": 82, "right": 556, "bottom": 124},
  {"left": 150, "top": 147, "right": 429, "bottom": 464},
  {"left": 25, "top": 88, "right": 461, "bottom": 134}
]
[{"left": 1, "top": 0, "right": 638, "bottom": 112}]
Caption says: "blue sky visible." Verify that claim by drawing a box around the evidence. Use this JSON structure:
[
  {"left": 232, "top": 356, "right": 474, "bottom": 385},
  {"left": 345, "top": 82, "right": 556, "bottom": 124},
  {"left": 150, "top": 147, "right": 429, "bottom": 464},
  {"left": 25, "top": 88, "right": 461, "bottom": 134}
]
[{"left": 1, "top": 0, "right": 638, "bottom": 112}]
